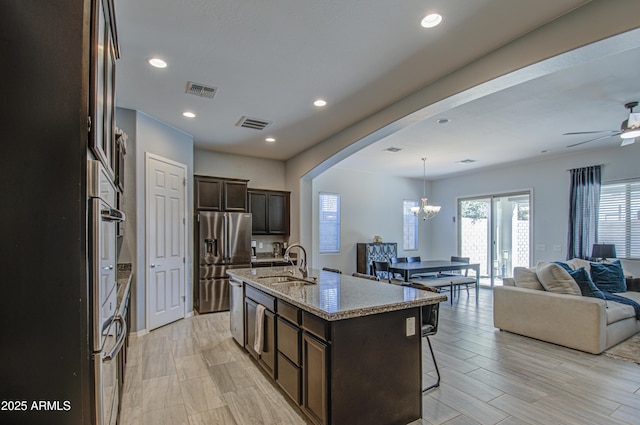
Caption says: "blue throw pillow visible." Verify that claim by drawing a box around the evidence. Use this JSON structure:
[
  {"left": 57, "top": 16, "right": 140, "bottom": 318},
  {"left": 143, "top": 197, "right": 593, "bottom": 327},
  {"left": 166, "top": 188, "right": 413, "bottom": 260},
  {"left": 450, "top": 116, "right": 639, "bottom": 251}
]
[
  {"left": 568, "top": 268, "right": 605, "bottom": 299},
  {"left": 590, "top": 260, "right": 626, "bottom": 293},
  {"left": 553, "top": 261, "right": 573, "bottom": 272}
]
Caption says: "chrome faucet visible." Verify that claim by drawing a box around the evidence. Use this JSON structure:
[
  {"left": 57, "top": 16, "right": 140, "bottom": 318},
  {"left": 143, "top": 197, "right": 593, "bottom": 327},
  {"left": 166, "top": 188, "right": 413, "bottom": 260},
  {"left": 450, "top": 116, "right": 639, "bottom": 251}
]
[{"left": 284, "top": 243, "right": 308, "bottom": 278}]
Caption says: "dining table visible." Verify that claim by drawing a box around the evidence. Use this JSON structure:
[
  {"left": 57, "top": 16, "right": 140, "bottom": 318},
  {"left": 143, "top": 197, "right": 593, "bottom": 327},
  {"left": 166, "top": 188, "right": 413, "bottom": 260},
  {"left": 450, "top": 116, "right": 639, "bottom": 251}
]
[{"left": 388, "top": 259, "right": 481, "bottom": 297}]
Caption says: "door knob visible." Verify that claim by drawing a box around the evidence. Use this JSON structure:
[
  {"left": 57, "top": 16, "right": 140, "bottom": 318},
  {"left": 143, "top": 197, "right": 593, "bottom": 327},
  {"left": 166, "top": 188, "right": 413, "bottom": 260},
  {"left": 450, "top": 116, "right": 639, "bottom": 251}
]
[{"left": 150, "top": 263, "right": 161, "bottom": 268}]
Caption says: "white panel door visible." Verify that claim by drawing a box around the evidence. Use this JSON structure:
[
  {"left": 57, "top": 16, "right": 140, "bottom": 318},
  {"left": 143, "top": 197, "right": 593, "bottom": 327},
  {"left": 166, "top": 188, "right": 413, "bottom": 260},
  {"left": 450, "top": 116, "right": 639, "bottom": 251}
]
[{"left": 146, "top": 153, "right": 187, "bottom": 330}]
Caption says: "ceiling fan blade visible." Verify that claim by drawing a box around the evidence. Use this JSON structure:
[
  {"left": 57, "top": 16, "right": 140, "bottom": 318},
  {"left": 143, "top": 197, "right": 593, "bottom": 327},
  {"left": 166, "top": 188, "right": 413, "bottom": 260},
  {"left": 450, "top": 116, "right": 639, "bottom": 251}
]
[
  {"left": 566, "top": 132, "right": 622, "bottom": 148},
  {"left": 563, "top": 130, "right": 618, "bottom": 136}
]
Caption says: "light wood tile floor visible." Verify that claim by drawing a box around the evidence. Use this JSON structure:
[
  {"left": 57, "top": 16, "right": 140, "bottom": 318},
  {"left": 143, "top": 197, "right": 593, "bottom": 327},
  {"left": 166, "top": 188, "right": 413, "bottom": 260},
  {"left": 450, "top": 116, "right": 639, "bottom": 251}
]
[{"left": 120, "top": 289, "right": 640, "bottom": 425}]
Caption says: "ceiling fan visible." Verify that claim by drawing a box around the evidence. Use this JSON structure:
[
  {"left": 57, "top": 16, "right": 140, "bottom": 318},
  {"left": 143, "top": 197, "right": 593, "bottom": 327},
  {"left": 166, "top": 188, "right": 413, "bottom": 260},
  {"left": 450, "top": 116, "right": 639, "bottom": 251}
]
[{"left": 564, "top": 101, "right": 640, "bottom": 148}]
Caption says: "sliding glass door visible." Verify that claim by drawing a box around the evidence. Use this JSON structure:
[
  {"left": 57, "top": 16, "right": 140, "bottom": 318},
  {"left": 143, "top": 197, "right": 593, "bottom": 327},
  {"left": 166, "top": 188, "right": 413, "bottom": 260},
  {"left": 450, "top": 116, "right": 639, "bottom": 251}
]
[{"left": 458, "top": 192, "right": 531, "bottom": 287}]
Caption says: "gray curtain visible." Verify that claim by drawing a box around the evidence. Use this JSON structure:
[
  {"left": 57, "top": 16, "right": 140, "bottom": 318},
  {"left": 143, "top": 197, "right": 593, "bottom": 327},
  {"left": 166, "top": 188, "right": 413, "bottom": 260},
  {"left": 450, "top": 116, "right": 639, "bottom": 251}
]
[{"left": 567, "top": 165, "right": 601, "bottom": 260}]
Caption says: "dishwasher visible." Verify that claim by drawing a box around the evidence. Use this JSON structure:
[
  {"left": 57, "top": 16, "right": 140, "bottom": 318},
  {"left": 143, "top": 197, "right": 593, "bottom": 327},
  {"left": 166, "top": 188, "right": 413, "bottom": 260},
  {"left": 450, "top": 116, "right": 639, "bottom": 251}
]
[{"left": 229, "top": 278, "right": 244, "bottom": 345}]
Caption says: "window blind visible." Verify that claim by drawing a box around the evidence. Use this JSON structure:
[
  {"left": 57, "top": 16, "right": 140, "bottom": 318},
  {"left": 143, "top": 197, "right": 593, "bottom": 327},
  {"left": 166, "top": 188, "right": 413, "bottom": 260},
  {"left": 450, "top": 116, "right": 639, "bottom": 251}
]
[
  {"left": 403, "top": 200, "right": 418, "bottom": 250},
  {"left": 598, "top": 180, "right": 640, "bottom": 259},
  {"left": 319, "top": 193, "right": 340, "bottom": 253}
]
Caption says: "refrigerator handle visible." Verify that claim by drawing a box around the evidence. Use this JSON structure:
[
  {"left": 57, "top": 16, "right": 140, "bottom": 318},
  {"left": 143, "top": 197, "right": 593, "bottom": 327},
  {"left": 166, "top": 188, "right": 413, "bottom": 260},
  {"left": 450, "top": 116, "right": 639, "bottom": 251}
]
[
  {"left": 224, "top": 213, "right": 229, "bottom": 262},
  {"left": 103, "top": 315, "right": 127, "bottom": 363}
]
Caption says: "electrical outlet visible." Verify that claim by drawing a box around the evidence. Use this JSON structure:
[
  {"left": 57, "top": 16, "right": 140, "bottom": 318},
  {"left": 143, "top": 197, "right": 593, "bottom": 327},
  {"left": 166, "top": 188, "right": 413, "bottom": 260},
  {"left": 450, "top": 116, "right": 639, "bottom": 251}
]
[
  {"left": 536, "top": 244, "right": 546, "bottom": 251},
  {"left": 553, "top": 244, "right": 562, "bottom": 252},
  {"left": 406, "top": 317, "right": 416, "bottom": 337}
]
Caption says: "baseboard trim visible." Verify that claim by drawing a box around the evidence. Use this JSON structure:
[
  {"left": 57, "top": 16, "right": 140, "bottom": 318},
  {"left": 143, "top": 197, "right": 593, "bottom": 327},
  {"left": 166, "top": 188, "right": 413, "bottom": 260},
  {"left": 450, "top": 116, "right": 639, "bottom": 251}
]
[{"left": 130, "top": 329, "right": 149, "bottom": 338}]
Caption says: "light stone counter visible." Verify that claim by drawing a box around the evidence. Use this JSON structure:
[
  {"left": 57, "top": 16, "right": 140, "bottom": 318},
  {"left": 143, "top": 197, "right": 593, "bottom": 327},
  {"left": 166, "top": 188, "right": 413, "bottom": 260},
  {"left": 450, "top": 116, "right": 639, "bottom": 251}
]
[{"left": 227, "top": 266, "right": 446, "bottom": 321}]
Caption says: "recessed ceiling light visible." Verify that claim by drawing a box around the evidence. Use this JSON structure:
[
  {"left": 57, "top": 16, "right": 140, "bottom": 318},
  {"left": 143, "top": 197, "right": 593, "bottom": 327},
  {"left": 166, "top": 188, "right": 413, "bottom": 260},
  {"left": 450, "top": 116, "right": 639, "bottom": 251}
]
[
  {"left": 148, "top": 58, "right": 167, "bottom": 68},
  {"left": 436, "top": 118, "right": 450, "bottom": 124},
  {"left": 313, "top": 99, "right": 327, "bottom": 107},
  {"left": 421, "top": 13, "right": 442, "bottom": 28},
  {"left": 265, "top": 137, "right": 276, "bottom": 143},
  {"left": 182, "top": 111, "right": 196, "bottom": 118}
]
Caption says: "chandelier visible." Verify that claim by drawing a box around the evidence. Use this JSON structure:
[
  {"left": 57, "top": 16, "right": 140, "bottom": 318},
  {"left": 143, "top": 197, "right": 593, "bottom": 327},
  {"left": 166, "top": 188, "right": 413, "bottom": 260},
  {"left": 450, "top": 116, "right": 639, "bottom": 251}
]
[{"left": 410, "top": 157, "right": 441, "bottom": 221}]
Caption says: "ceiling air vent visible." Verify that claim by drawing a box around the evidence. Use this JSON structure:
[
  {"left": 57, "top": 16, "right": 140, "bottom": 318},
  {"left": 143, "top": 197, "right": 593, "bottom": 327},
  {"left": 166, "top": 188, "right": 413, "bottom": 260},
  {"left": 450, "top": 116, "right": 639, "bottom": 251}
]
[
  {"left": 236, "top": 116, "right": 272, "bottom": 131},
  {"left": 185, "top": 81, "right": 217, "bottom": 99},
  {"left": 384, "top": 147, "right": 402, "bottom": 153},
  {"left": 458, "top": 159, "right": 476, "bottom": 164}
]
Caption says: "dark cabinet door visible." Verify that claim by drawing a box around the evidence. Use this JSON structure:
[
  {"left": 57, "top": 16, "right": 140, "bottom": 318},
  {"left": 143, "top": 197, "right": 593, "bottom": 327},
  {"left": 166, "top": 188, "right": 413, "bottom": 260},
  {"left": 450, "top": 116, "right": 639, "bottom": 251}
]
[
  {"left": 268, "top": 192, "right": 289, "bottom": 235},
  {"left": 195, "top": 177, "right": 222, "bottom": 210},
  {"left": 244, "top": 298, "right": 276, "bottom": 378},
  {"left": 248, "top": 191, "right": 268, "bottom": 234},
  {"left": 89, "top": 0, "right": 118, "bottom": 180},
  {"left": 261, "top": 309, "right": 276, "bottom": 377},
  {"left": 302, "top": 333, "right": 329, "bottom": 425},
  {"left": 248, "top": 189, "right": 290, "bottom": 235},
  {"left": 224, "top": 180, "right": 248, "bottom": 212},
  {"left": 195, "top": 176, "right": 248, "bottom": 211}
]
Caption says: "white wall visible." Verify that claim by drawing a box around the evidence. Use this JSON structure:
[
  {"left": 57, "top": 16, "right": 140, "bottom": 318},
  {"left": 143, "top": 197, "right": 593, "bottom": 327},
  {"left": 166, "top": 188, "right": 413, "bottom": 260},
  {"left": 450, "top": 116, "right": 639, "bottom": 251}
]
[
  {"left": 429, "top": 143, "right": 640, "bottom": 276},
  {"left": 311, "top": 167, "right": 432, "bottom": 274},
  {"left": 285, "top": 3, "right": 640, "bottom": 259},
  {"left": 194, "top": 149, "right": 285, "bottom": 190},
  {"left": 116, "top": 108, "right": 194, "bottom": 333}
]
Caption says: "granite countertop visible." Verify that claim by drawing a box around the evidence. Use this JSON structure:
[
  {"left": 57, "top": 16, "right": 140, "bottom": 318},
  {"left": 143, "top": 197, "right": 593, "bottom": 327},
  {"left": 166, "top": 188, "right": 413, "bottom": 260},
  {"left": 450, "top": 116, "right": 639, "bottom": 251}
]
[
  {"left": 116, "top": 263, "right": 133, "bottom": 315},
  {"left": 227, "top": 266, "right": 446, "bottom": 321}
]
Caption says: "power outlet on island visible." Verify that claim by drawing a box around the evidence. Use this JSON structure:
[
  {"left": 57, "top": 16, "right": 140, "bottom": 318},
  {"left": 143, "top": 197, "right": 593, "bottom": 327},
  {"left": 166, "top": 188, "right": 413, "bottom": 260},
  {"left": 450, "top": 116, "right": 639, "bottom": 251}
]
[{"left": 406, "top": 317, "right": 416, "bottom": 337}]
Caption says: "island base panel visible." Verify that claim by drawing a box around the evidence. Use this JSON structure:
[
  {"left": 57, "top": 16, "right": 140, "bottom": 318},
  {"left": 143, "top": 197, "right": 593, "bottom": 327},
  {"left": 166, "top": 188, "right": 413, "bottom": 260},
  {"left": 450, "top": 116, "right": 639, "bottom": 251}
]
[{"left": 330, "top": 307, "right": 422, "bottom": 425}]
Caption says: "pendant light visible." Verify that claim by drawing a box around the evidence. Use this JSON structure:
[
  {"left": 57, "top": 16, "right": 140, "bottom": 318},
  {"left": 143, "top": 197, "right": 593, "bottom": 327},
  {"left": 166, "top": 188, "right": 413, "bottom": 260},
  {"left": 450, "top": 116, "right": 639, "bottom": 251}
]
[{"left": 410, "top": 157, "right": 441, "bottom": 220}]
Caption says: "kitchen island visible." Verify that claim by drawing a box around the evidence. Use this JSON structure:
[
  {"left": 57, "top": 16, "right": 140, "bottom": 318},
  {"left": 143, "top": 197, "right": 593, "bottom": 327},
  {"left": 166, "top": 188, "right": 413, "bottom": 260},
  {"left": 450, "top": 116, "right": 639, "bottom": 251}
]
[{"left": 227, "top": 266, "right": 446, "bottom": 425}]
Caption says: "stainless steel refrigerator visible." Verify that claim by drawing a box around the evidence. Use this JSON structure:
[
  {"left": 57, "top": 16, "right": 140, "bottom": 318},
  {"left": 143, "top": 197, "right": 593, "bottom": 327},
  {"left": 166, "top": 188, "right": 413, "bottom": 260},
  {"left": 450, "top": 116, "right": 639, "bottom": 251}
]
[{"left": 196, "top": 211, "right": 252, "bottom": 313}]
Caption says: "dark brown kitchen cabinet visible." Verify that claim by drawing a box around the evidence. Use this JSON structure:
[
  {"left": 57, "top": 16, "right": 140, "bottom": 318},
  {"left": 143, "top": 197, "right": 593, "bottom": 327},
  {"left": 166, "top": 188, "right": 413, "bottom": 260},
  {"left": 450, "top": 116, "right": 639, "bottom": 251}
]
[
  {"left": 248, "top": 189, "right": 290, "bottom": 235},
  {"left": 276, "top": 313, "right": 302, "bottom": 404},
  {"left": 195, "top": 175, "right": 248, "bottom": 211},
  {"left": 89, "top": 0, "right": 119, "bottom": 180},
  {"left": 302, "top": 333, "right": 329, "bottom": 425},
  {"left": 248, "top": 191, "right": 267, "bottom": 233},
  {"left": 244, "top": 290, "right": 276, "bottom": 378}
]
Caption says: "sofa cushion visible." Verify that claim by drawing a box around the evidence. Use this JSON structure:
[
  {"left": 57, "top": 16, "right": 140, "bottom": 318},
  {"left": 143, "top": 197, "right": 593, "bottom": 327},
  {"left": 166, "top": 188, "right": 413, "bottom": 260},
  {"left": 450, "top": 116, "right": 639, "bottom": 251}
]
[
  {"left": 590, "top": 260, "right": 626, "bottom": 293},
  {"left": 536, "top": 263, "right": 581, "bottom": 295},
  {"left": 568, "top": 267, "right": 605, "bottom": 300},
  {"left": 566, "top": 258, "right": 591, "bottom": 273},
  {"left": 606, "top": 300, "right": 637, "bottom": 324},
  {"left": 513, "top": 267, "right": 544, "bottom": 290}
]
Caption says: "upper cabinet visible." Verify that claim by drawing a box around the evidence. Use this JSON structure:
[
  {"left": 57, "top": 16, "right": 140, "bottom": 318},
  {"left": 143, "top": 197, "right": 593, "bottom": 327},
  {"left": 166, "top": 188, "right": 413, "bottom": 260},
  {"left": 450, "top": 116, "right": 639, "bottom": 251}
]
[
  {"left": 89, "top": 0, "right": 119, "bottom": 180},
  {"left": 248, "top": 189, "right": 290, "bottom": 235},
  {"left": 195, "top": 175, "right": 248, "bottom": 212}
]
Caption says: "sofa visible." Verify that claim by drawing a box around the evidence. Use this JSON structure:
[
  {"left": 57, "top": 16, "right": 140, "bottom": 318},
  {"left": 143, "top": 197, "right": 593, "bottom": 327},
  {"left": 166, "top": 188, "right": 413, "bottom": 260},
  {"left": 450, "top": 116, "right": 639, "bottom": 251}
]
[{"left": 494, "top": 259, "right": 640, "bottom": 354}]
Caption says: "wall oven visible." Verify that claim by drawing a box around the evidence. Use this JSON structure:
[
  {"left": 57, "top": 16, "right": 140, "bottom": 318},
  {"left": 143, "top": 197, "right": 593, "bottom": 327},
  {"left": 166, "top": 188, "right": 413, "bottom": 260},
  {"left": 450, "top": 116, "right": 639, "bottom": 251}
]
[{"left": 88, "top": 160, "right": 126, "bottom": 425}]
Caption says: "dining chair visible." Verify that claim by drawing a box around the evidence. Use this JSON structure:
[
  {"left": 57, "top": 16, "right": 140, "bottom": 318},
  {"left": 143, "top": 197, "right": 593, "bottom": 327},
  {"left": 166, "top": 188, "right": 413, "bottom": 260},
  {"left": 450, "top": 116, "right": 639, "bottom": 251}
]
[
  {"left": 372, "top": 261, "right": 395, "bottom": 282},
  {"left": 352, "top": 272, "right": 379, "bottom": 281},
  {"left": 390, "top": 257, "right": 407, "bottom": 263},
  {"left": 389, "top": 257, "right": 407, "bottom": 279},
  {"left": 322, "top": 267, "right": 342, "bottom": 274},
  {"left": 439, "top": 256, "right": 476, "bottom": 297}
]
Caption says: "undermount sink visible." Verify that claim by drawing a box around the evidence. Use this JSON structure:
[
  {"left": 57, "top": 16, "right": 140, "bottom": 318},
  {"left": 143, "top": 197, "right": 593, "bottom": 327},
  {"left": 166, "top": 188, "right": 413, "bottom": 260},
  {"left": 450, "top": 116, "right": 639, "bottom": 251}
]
[
  {"left": 272, "top": 280, "right": 314, "bottom": 287},
  {"left": 257, "top": 275, "right": 316, "bottom": 286}
]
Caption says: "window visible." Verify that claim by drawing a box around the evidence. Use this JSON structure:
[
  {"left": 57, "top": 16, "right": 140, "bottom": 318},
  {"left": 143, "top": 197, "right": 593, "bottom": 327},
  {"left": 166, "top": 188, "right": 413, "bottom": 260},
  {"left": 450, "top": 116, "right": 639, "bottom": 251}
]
[
  {"left": 403, "top": 200, "right": 418, "bottom": 250},
  {"left": 319, "top": 193, "right": 340, "bottom": 253},
  {"left": 598, "top": 180, "right": 640, "bottom": 259}
]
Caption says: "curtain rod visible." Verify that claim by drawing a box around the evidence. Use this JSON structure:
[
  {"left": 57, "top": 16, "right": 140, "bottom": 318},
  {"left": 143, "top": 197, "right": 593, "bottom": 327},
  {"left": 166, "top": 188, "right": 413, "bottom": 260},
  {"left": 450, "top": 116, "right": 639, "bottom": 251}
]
[{"left": 565, "top": 164, "right": 604, "bottom": 172}]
